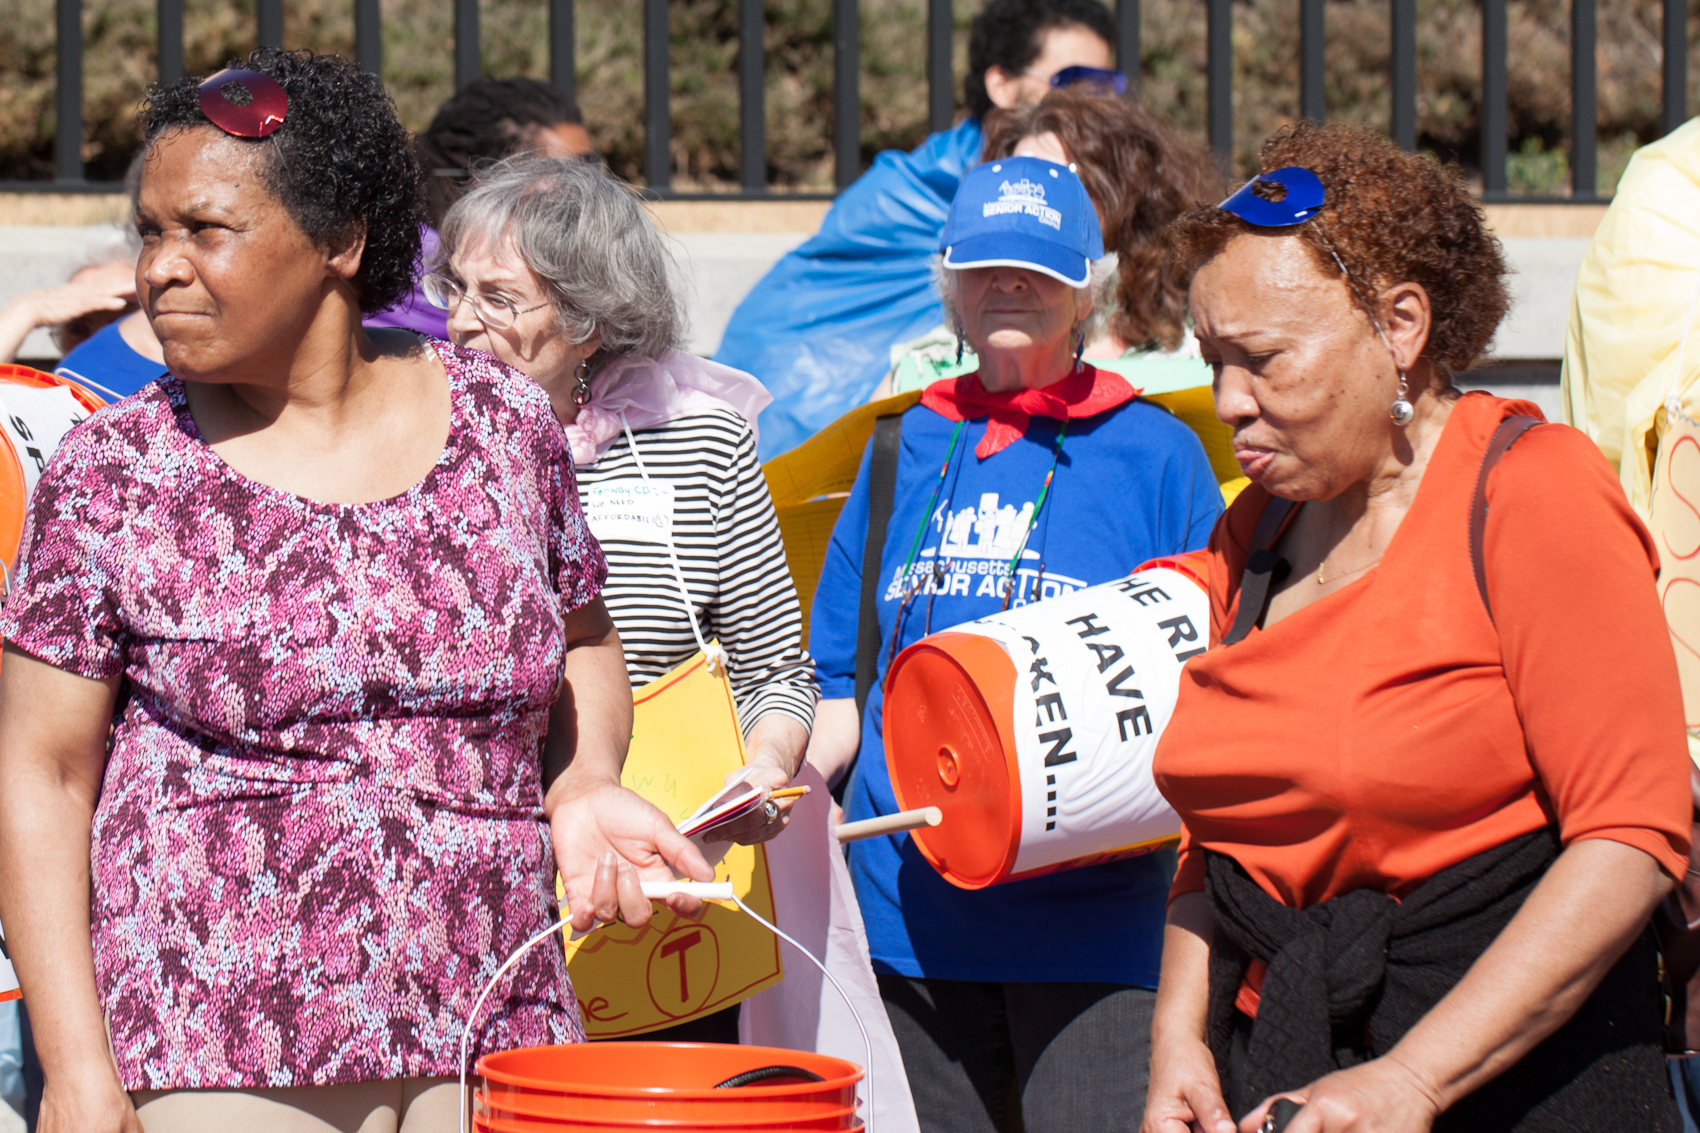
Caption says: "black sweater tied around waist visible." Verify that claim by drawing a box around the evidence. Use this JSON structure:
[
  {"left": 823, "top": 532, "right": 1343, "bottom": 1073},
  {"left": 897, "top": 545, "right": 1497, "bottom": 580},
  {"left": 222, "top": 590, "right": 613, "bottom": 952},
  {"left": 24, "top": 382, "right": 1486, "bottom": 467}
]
[{"left": 1204, "top": 828, "right": 1678, "bottom": 1131}]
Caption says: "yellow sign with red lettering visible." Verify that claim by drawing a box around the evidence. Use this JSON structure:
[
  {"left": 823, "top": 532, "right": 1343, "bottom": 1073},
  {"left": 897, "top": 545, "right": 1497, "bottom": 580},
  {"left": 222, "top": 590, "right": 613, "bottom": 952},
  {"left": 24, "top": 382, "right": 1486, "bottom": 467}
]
[{"left": 561, "top": 650, "right": 782, "bottom": 1037}]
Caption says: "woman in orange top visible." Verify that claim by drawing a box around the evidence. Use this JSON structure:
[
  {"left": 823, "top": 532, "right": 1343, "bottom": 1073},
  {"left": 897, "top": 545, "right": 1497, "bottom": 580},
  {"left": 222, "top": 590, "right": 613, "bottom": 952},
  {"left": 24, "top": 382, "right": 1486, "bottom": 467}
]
[{"left": 1143, "top": 122, "right": 1693, "bottom": 1133}]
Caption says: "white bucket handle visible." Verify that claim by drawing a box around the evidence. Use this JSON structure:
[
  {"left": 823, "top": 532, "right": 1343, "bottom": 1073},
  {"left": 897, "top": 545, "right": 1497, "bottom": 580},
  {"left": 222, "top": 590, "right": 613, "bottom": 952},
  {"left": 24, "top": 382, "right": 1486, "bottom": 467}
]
[{"left": 457, "top": 886, "right": 874, "bottom": 1133}]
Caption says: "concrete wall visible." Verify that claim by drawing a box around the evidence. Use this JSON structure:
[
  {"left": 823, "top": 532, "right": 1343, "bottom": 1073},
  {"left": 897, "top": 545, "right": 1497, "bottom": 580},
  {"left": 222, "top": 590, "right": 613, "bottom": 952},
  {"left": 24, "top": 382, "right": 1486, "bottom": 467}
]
[{"left": 0, "top": 195, "right": 1599, "bottom": 411}]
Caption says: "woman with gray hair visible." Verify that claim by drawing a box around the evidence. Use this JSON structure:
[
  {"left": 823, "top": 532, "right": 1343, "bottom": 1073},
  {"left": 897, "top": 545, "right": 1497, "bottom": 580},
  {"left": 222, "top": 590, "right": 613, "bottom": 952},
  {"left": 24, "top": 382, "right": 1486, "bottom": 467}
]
[{"left": 432, "top": 157, "right": 817, "bottom": 968}]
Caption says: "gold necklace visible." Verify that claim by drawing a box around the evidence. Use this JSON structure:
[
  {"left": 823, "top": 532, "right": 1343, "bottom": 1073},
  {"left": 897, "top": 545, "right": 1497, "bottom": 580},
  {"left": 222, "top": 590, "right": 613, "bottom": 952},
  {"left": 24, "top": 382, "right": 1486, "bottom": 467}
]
[{"left": 1317, "top": 556, "right": 1381, "bottom": 585}]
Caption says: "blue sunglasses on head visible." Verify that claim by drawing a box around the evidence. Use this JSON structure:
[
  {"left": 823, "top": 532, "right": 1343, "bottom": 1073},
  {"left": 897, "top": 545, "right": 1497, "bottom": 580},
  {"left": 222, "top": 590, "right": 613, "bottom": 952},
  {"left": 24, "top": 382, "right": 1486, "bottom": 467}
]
[
  {"left": 1216, "top": 167, "right": 1327, "bottom": 226},
  {"left": 1216, "top": 166, "right": 1393, "bottom": 348},
  {"left": 1049, "top": 65, "right": 1129, "bottom": 96}
]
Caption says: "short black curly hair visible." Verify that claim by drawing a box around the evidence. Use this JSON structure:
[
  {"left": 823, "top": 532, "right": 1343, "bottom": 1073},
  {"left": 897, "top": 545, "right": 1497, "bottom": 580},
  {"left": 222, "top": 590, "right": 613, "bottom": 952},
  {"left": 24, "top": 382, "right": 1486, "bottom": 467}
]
[
  {"left": 1167, "top": 121, "right": 1510, "bottom": 374},
  {"left": 139, "top": 47, "right": 423, "bottom": 316},
  {"left": 965, "top": 0, "right": 1118, "bottom": 119}
]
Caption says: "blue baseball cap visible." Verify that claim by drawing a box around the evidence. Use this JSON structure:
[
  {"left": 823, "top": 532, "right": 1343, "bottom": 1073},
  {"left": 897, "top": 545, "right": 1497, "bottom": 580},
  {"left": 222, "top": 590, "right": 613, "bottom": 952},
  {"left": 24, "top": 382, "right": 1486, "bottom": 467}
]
[{"left": 940, "top": 156, "right": 1104, "bottom": 288}]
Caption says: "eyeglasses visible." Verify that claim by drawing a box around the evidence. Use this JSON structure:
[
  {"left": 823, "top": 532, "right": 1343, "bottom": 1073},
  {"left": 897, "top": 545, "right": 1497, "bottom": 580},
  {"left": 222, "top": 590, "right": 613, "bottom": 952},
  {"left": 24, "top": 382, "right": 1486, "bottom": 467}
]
[
  {"left": 421, "top": 273, "right": 549, "bottom": 330},
  {"left": 1045, "top": 65, "right": 1129, "bottom": 96}
]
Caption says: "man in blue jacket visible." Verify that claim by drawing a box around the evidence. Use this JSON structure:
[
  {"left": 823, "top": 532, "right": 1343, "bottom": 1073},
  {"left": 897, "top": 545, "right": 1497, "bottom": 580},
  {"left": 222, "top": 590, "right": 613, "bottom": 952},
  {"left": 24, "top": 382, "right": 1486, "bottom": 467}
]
[{"left": 715, "top": 0, "right": 1120, "bottom": 458}]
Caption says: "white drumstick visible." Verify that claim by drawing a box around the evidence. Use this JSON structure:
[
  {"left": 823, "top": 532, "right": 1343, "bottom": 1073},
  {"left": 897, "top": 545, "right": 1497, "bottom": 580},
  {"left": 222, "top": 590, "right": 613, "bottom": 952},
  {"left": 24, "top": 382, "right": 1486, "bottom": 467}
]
[
  {"left": 639, "top": 880, "right": 737, "bottom": 900},
  {"left": 835, "top": 807, "right": 943, "bottom": 843}
]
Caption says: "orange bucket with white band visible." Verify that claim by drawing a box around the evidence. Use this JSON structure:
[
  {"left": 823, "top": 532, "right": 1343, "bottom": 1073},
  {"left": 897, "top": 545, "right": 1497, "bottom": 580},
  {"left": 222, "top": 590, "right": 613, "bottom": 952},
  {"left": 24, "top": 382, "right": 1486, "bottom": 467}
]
[
  {"left": 0, "top": 365, "right": 105, "bottom": 570},
  {"left": 882, "top": 554, "right": 1210, "bottom": 889}
]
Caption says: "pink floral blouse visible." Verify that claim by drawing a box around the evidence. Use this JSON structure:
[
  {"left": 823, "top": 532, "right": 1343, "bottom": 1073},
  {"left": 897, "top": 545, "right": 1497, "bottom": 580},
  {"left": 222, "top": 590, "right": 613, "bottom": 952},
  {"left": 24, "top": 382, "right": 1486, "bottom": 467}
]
[{"left": 0, "top": 340, "right": 602, "bottom": 1088}]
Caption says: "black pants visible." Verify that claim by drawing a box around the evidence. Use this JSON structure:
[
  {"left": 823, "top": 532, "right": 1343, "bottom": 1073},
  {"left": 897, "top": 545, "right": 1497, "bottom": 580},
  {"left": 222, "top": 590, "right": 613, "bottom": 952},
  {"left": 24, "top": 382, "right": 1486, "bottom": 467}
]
[{"left": 877, "top": 974, "right": 1153, "bottom": 1133}]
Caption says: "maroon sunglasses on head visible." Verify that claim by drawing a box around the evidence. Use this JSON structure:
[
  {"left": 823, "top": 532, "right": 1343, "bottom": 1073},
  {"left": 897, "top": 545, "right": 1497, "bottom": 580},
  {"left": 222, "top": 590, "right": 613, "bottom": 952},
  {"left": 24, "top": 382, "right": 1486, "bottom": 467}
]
[{"left": 198, "top": 69, "right": 289, "bottom": 139}]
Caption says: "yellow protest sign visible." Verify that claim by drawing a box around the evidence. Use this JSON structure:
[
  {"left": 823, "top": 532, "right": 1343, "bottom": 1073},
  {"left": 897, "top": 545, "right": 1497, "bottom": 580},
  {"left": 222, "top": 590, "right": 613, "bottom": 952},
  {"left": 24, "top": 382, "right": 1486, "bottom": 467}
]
[
  {"left": 562, "top": 651, "right": 782, "bottom": 1038},
  {"left": 763, "top": 391, "right": 922, "bottom": 638}
]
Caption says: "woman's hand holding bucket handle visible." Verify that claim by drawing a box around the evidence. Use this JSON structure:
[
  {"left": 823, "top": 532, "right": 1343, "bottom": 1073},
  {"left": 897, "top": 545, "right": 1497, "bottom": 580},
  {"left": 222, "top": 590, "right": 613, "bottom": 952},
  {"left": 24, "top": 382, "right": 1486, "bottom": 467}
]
[{"left": 550, "top": 776, "right": 715, "bottom": 933}]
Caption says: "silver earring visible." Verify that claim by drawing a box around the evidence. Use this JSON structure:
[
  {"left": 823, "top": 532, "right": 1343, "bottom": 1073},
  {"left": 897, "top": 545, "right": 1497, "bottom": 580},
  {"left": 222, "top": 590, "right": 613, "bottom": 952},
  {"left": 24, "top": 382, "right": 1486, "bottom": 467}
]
[
  {"left": 1389, "top": 372, "right": 1414, "bottom": 426},
  {"left": 572, "top": 358, "right": 593, "bottom": 406},
  {"left": 955, "top": 330, "right": 966, "bottom": 365},
  {"left": 1072, "top": 328, "right": 1086, "bottom": 371}
]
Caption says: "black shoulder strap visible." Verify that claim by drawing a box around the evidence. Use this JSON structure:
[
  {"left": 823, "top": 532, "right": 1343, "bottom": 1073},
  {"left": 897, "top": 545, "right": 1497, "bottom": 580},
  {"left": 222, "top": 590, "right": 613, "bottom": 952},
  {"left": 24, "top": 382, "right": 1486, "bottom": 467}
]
[
  {"left": 855, "top": 414, "right": 904, "bottom": 718},
  {"left": 1222, "top": 496, "right": 1298, "bottom": 646},
  {"left": 1469, "top": 415, "right": 1541, "bottom": 622}
]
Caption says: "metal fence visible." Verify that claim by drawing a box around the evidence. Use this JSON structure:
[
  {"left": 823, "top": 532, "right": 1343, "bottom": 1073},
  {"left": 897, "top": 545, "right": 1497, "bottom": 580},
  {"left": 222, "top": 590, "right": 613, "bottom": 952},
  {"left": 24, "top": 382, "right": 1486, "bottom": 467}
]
[{"left": 12, "top": 0, "right": 1695, "bottom": 201}]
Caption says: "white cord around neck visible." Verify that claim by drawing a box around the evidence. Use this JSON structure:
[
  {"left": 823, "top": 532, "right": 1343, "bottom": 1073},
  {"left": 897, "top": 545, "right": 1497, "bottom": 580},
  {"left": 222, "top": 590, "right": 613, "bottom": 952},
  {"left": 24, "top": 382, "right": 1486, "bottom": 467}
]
[
  {"left": 457, "top": 896, "right": 875, "bottom": 1133},
  {"left": 617, "top": 411, "right": 731, "bottom": 680}
]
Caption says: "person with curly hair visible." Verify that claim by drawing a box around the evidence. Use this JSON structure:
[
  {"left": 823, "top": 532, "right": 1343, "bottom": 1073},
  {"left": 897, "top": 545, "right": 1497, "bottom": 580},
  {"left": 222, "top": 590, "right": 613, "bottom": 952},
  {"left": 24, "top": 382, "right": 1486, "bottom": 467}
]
[
  {"left": 0, "top": 48, "right": 709, "bottom": 1133},
  {"left": 1142, "top": 121, "right": 1692, "bottom": 1133}
]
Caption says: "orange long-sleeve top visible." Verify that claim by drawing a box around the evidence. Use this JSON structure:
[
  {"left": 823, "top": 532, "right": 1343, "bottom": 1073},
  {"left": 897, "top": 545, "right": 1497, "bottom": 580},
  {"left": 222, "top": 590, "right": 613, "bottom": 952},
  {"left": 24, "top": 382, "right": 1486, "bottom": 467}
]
[{"left": 1153, "top": 393, "right": 1692, "bottom": 910}]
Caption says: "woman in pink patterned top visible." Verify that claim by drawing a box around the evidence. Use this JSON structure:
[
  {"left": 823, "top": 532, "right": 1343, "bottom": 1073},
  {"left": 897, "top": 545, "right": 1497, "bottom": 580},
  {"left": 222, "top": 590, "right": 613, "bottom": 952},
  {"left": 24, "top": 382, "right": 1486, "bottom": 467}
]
[{"left": 0, "top": 49, "right": 711, "bottom": 1133}]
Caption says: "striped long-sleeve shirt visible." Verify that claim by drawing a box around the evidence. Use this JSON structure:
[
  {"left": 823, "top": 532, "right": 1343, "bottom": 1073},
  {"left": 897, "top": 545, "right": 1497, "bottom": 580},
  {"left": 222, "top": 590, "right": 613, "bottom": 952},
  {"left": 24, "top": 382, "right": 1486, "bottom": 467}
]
[{"left": 576, "top": 409, "right": 817, "bottom": 733}]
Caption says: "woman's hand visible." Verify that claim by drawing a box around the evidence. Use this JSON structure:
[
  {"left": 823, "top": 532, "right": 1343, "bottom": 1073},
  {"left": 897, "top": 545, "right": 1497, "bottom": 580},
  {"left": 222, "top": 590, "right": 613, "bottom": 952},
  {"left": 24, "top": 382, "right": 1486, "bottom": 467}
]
[
  {"left": 0, "top": 268, "right": 135, "bottom": 363},
  {"left": 38, "top": 1072, "right": 144, "bottom": 1133},
  {"left": 549, "top": 773, "right": 713, "bottom": 933},
  {"left": 1143, "top": 1035, "right": 1235, "bottom": 1133},
  {"left": 710, "top": 714, "right": 810, "bottom": 846},
  {"left": 1238, "top": 1056, "right": 1441, "bottom": 1133}
]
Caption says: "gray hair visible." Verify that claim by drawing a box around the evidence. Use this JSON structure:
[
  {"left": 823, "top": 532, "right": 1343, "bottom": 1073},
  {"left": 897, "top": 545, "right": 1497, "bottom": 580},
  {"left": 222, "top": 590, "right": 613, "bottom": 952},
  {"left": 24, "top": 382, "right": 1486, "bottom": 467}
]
[
  {"left": 437, "top": 154, "right": 685, "bottom": 360},
  {"left": 936, "top": 253, "right": 1120, "bottom": 346}
]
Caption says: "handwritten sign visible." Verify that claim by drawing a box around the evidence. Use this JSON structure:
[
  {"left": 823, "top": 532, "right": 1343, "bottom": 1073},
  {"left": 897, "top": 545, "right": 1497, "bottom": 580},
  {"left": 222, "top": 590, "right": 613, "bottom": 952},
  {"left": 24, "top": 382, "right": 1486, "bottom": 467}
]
[
  {"left": 560, "top": 649, "right": 781, "bottom": 1036},
  {"left": 583, "top": 480, "right": 675, "bottom": 545}
]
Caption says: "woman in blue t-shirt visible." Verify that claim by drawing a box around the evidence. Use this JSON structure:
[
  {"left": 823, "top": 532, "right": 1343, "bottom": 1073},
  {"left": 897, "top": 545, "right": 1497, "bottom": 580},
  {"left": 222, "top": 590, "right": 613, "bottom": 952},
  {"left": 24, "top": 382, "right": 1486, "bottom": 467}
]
[{"left": 807, "top": 156, "right": 1222, "bottom": 1132}]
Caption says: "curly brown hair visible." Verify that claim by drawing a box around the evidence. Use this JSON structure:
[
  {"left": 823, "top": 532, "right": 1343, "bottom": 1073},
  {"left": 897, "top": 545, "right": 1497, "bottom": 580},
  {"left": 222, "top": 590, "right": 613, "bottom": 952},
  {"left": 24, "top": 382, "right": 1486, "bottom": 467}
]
[
  {"left": 984, "top": 90, "right": 1221, "bottom": 353},
  {"left": 1167, "top": 121, "right": 1509, "bottom": 374}
]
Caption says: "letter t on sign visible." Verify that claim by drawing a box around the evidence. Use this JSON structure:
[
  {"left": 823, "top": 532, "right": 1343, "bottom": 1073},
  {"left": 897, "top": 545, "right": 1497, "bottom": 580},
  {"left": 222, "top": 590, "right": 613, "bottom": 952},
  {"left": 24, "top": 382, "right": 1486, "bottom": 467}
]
[{"left": 659, "top": 929, "right": 703, "bottom": 1002}]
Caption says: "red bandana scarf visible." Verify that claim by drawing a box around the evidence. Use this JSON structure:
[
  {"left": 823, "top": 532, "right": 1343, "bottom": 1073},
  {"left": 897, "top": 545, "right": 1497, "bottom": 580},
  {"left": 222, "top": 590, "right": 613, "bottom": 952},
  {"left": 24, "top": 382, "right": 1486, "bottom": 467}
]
[{"left": 920, "top": 364, "right": 1141, "bottom": 458}]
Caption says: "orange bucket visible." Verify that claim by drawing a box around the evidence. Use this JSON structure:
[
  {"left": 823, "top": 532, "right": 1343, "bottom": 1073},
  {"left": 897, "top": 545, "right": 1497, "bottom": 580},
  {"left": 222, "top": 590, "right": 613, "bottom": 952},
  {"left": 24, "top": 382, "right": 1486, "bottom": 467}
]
[
  {"left": 882, "top": 557, "right": 1210, "bottom": 889},
  {"left": 475, "top": 1109, "right": 862, "bottom": 1132},
  {"left": 479, "top": 1086, "right": 859, "bottom": 1128},
  {"left": 475, "top": 1042, "right": 862, "bottom": 1130},
  {"left": 0, "top": 365, "right": 106, "bottom": 569}
]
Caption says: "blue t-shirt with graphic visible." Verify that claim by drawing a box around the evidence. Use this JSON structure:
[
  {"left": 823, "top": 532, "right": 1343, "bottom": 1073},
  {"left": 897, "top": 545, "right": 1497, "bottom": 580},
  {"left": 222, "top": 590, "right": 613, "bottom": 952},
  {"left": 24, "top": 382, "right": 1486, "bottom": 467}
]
[{"left": 812, "top": 395, "right": 1222, "bottom": 985}]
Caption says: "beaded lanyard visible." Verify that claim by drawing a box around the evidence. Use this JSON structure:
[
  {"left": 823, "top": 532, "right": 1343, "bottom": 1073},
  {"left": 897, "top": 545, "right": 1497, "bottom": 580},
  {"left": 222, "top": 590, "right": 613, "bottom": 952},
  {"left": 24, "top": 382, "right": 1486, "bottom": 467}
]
[
  {"left": 884, "top": 422, "right": 966, "bottom": 673},
  {"left": 999, "top": 420, "right": 1068, "bottom": 611}
]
